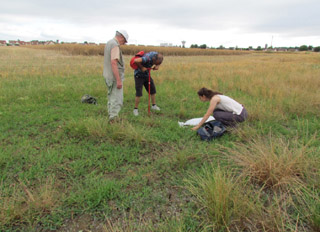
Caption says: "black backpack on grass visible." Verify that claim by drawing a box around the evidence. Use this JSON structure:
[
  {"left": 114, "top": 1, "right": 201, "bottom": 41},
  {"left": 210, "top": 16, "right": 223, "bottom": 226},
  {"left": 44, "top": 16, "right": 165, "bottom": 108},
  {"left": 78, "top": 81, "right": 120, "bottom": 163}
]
[
  {"left": 197, "top": 120, "right": 226, "bottom": 141},
  {"left": 81, "top": 94, "right": 97, "bottom": 105}
]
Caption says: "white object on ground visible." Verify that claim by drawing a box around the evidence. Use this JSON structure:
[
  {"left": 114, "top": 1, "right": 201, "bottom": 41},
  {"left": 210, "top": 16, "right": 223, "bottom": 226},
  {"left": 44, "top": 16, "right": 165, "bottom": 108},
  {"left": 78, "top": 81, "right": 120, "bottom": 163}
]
[
  {"left": 133, "top": 108, "right": 139, "bottom": 116},
  {"left": 178, "top": 116, "right": 215, "bottom": 127}
]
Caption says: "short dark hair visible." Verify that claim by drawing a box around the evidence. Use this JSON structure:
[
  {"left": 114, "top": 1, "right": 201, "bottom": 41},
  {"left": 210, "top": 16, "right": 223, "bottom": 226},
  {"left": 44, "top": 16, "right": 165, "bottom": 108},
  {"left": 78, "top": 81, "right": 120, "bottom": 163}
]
[{"left": 153, "top": 53, "right": 163, "bottom": 65}]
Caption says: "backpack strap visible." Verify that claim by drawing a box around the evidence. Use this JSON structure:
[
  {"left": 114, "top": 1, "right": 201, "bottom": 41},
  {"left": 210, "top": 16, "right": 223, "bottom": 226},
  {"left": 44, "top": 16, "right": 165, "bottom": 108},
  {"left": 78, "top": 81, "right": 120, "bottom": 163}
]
[{"left": 130, "top": 51, "right": 145, "bottom": 70}]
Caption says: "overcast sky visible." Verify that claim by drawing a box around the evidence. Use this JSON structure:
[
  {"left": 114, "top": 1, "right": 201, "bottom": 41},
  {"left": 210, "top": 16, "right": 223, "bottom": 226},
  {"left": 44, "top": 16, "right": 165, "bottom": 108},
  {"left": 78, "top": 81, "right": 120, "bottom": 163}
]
[{"left": 1, "top": 0, "right": 319, "bottom": 48}]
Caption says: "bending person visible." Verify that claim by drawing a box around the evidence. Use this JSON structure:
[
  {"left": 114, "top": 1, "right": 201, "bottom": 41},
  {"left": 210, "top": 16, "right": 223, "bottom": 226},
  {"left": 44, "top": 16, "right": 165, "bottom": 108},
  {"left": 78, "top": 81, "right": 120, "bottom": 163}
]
[
  {"left": 132, "top": 52, "right": 163, "bottom": 116},
  {"left": 191, "top": 87, "right": 248, "bottom": 131}
]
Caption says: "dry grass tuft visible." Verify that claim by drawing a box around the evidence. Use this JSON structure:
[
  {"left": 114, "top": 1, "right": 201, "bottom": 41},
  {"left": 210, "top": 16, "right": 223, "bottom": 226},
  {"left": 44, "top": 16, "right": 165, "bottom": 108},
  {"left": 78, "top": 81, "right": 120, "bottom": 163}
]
[
  {"left": 223, "top": 134, "right": 319, "bottom": 191},
  {"left": 0, "top": 177, "right": 61, "bottom": 226},
  {"left": 185, "top": 165, "right": 255, "bottom": 231}
]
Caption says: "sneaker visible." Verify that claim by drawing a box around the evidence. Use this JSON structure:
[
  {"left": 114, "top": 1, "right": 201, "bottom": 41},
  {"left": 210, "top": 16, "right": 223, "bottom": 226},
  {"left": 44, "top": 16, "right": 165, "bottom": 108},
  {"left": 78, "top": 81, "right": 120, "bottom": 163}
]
[
  {"left": 151, "top": 105, "right": 161, "bottom": 111},
  {"left": 133, "top": 108, "right": 139, "bottom": 116}
]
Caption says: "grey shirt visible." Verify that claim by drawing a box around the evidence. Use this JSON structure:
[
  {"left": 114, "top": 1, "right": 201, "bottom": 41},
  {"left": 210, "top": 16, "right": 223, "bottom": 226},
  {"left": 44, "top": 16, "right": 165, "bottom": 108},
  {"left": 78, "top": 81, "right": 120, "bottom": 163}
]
[{"left": 103, "top": 38, "right": 125, "bottom": 86}]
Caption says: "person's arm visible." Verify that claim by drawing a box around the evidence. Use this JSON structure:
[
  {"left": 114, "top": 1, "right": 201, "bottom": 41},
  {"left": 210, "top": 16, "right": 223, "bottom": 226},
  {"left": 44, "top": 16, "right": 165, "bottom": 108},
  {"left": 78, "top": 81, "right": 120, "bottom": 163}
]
[
  {"left": 111, "top": 59, "right": 122, "bottom": 89},
  {"left": 152, "top": 64, "right": 160, "bottom": 70},
  {"left": 110, "top": 46, "right": 122, "bottom": 89},
  {"left": 191, "top": 96, "right": 220, "bottom": 131},
  {"left": 134, "top": 58, "right": 148, "bottom": 72}
]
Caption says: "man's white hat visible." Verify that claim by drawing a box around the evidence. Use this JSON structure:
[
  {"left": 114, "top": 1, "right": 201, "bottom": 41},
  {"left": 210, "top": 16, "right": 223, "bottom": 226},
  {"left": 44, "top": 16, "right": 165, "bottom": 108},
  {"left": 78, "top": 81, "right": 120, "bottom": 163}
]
[{"left": 117, "top": 30, "right": 129, "bottom": 42}]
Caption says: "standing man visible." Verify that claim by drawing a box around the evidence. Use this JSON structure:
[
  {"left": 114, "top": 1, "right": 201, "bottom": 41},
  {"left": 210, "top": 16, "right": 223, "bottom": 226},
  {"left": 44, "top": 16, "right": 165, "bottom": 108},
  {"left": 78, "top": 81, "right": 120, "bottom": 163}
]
[
  {"left": 132, "top": 52, "right": 163, "bottom": 116},
  {"left": 103, "top": 30, "right": 128, "bottom": 122}
]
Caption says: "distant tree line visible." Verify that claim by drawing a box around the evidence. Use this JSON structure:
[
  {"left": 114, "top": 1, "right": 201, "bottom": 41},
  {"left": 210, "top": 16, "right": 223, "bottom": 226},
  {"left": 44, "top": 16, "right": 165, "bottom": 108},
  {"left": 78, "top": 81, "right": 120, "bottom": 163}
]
[
  {"left": 299, "top": 45, "right": 320, "bottom": 52},
  {"left": 189, "top": 44, "right": 320, "bottom": 52},
  {"left": 190, "top": 44, "right": 208, "bottom": 49}
]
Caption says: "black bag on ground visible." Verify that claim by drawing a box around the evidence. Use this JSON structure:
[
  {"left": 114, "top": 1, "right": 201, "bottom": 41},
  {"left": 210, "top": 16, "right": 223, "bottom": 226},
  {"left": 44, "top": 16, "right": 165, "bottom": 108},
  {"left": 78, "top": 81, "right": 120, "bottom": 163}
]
[
  {"left": 197, "top": 120, "right": 226, "bottom": 141},
  {"left": 81, "top": 94, "right": 97, "bottom": 105}
]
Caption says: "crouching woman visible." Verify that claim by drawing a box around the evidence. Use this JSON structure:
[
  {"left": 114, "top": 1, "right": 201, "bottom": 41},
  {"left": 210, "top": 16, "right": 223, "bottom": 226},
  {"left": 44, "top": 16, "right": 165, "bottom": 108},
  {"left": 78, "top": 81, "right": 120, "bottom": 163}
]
[{"left": 191, "top": 87, "right": 248, "bottom": 131}]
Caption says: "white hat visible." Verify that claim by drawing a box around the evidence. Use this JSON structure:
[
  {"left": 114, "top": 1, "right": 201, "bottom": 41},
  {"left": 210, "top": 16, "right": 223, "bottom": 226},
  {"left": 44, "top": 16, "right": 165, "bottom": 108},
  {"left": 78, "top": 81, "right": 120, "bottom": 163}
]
[{"left": 117, "top": 30, "right": 129, "bottom": 42}]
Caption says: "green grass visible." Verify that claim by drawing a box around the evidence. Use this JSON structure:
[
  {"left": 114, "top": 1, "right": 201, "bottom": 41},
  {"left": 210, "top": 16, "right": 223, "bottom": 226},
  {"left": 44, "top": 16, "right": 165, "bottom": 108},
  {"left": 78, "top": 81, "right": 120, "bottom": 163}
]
[
  {"left": 0, "top": 47, "right": 319, "bottom": 231},
  {"left": 185, "top": 165, "right": 255, "bottom": 231}
]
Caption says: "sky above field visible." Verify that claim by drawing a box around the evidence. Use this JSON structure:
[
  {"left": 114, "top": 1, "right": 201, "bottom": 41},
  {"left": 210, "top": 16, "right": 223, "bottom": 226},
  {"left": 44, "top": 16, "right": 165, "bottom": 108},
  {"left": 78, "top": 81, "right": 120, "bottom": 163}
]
[{"left": 1, "top": 0, "right": 319, "bottom": 48}]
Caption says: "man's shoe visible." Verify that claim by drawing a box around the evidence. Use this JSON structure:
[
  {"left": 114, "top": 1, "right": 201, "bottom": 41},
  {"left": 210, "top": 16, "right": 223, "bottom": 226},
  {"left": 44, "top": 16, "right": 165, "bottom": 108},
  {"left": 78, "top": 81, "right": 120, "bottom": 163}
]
[
  {"left": 133, "top": 108, "right": 139, "bottom": 116},
  {"left": 151, "top": 105, "right": 161, "bottom": 111},
  {"left": 109, "top": 116, "right": 119, "bottom": 124}
]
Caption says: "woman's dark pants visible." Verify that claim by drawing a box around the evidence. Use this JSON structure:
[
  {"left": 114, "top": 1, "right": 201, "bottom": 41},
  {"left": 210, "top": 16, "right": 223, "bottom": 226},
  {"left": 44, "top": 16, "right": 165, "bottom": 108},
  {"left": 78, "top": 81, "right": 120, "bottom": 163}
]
[{"left": 213, "top": 107, "right": 248, "bottom": 127}]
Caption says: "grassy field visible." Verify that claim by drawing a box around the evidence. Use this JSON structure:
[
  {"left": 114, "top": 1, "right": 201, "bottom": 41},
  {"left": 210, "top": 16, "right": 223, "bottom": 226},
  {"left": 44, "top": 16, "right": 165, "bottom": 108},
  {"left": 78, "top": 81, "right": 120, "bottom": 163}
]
[{"left": 0, "top": 46, "right": 319, "bottom": 231}]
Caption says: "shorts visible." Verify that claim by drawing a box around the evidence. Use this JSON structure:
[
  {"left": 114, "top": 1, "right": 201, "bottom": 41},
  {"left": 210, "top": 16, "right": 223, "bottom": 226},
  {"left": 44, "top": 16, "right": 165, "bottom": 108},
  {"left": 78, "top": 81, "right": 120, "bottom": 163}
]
[{"left": 134, "top": 72, "right": 156, "bottom": 97}]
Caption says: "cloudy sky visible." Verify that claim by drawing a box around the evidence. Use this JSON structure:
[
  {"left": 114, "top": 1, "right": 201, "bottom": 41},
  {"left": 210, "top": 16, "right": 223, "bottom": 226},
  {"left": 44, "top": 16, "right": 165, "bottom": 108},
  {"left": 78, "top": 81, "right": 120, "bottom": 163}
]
[{"left": 1, "top": 0, "right": 319, "bottom": 48}]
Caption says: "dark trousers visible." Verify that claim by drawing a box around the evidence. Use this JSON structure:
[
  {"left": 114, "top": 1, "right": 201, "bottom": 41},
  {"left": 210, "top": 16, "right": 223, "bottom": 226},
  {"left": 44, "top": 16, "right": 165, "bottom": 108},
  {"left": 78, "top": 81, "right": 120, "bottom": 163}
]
[
  {"left": 213, "top": 107, "right": 248, "bottom": 127},
  {"left": 134, "top": 72, "right": 156, "bottom": 97}
]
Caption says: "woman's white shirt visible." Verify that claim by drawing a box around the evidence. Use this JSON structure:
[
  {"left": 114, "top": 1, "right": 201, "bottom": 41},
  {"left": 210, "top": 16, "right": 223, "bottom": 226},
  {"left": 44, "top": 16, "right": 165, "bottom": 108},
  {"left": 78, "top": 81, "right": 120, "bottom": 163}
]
[{"left": 215, "top": 95, "right": 243, "bottom": 115}]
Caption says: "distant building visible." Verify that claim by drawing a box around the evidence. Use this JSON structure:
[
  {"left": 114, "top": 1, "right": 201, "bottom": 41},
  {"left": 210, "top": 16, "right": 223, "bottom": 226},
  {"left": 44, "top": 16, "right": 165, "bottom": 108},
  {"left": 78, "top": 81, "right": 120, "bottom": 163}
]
[
  {"left": 0, "top": 40, "right": 6, "bottom": 46},
  {"left": 266, "top": 48, "right": 277, "bottom": 52},
  {"left": 9, "top": 40, "right": 19, "bottom": 46},
  {"left": 31, "top": 40, "right": 39, "bottom": 45},
  {"left": 276, "top": 48, "right": 287, "bottom": 52},
  {"left": 160, "top": 43, "right": 173, "bottom": 47},
  {"left": 44, "top": 41, "right": 55, "bottom": 45}
]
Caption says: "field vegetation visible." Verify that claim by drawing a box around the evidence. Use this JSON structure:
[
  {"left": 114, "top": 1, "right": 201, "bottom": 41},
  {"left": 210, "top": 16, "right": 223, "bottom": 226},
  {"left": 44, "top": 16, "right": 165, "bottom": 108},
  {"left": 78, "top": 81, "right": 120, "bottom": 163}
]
[
  {"left": 26, "top": 44, "right": 250, "bottom": 56},
  {"left": 0, "top": 46, "right": 319, "bottom": 231}
]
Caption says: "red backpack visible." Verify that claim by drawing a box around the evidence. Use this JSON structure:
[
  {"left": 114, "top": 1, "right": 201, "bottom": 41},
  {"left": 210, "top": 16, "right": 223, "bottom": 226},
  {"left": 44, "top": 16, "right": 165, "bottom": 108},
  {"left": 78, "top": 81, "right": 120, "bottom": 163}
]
[{"left": 130, "top": 51, "right": 145, "bottom": 70}]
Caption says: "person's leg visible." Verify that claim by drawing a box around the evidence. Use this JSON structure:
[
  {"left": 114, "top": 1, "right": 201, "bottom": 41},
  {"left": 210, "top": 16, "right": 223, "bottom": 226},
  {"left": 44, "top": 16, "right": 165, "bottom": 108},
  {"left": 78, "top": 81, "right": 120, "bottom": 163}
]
[
  {"left": 133, "top": 75, "right": 144, "bottom": 115},
  {"left": 144, "top": 77, "right": 159, "bottom": 110},
  {"left": 213, "top": 108, "right": 248, "bottom": 127},
  {"left": 107, "top": 81, "right": 123, "bottom": 120},
  {"left": 213, "top": 110, "right": 238, "bottom": 127},
  {"left": 134, "top": 75, "right": 144, "bottom": 108},
  {"left": 150, "top": 77, "right": 157, "bottom": 105},
  {"left": 134, "top": 96, "right": 140, "bottom": 108},
  {"left": 151, "top": 94, "right": 156, "bottom": 105},
  {"left": 239, "top": 107, "right": 248, "bottom": 122},
  {"left": 107, "top": 83, "right": 112, "bottom": 118}
]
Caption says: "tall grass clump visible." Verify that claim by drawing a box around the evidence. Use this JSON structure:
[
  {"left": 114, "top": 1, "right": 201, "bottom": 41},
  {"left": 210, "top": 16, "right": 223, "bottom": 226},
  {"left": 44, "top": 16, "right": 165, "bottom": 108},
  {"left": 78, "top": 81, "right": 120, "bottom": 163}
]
[
  {"left": 0, "top": 177, "right": 61, "bottom": 228},
  {"left": 295, "top": 187, "right": 320, "bottom": 231},
  {"left": 223, "top": 134, "right": 319, "bottom": 191},
  {"left": 220, "top": 133, "right": 320, "bottom": 231},
  {"left": 185, "top": 165, "right": 255, "bottom": 231}
]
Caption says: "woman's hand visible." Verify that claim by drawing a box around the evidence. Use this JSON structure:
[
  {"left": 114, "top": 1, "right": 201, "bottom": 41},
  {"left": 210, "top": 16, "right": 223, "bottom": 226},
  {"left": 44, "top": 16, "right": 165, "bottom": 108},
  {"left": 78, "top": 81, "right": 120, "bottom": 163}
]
[{"left": 191, "top": 125, "right": 200, "bottom": 131}]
